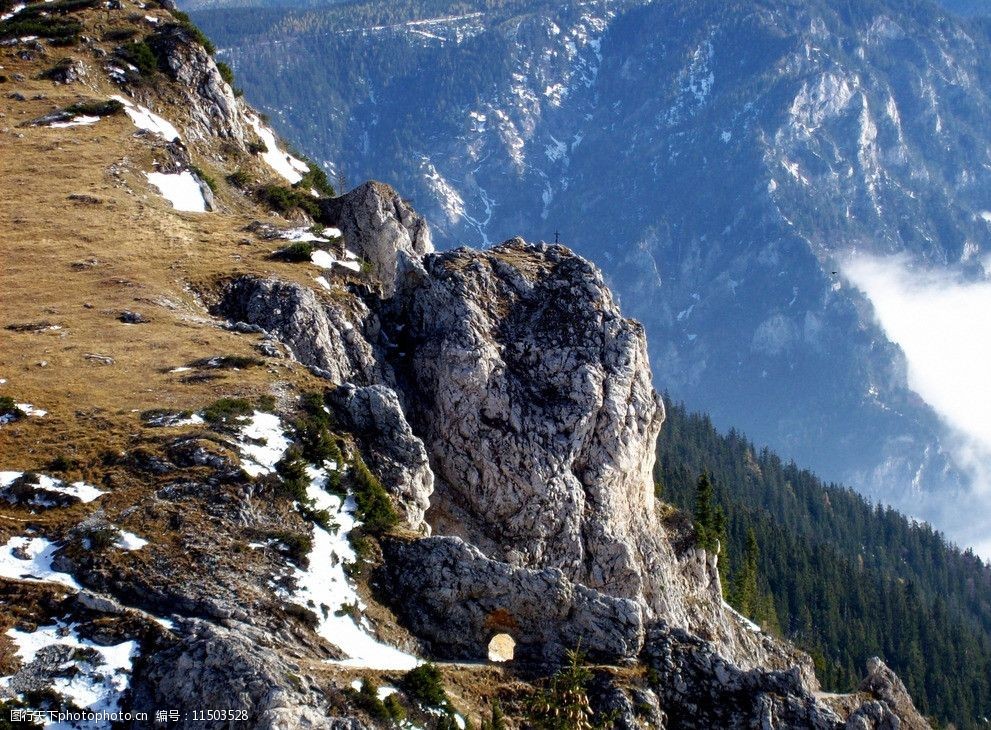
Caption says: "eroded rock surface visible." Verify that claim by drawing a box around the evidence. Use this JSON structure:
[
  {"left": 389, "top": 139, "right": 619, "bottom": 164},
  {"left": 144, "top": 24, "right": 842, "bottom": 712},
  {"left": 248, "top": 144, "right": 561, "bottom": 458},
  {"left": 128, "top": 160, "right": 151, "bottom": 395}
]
[
  {"left": 318, "top": 181, "right": 433, "bottom": 296},
  {"left": 146, "top": 25, "right": 249, "bottom": 146},
  {"left": 326, "top": 383, "right": 433, "bottom": 531},
  {"left": 216, "top": 277, "right": 382, "bottom": 384},
  {"left": 130, "top": 619, "right": 334, "bottom": 730},
  {"left": 380, "top": 535, "right": 644, "bottom": 664}
]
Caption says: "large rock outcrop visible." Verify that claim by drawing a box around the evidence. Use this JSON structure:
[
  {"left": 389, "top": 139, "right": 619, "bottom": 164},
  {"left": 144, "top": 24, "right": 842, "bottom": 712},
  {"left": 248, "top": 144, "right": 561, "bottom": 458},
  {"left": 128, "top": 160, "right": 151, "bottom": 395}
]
[
  {"left": 146, "top": 24, "right": 250, "bottom": 147},
  {"left": 380, "top": 535, "right": 644, "bottom": 664},
  {"left": 318, "top": 182, "right": 433, "bottom": 296},
  {"left": 326, "top": 383, "right": 434, "bottom": 532},
  {"left": 130, "top": 619, "right": 337, "bottom": 730},
  {"left": 383, "top": 240, "right": 666, "bottom": 605},
  {"left": 379, "top": 238, "right": 807, "bottom": 676},
  {"left": 216, "top": 277, "right": 383, "bottom": 384}
]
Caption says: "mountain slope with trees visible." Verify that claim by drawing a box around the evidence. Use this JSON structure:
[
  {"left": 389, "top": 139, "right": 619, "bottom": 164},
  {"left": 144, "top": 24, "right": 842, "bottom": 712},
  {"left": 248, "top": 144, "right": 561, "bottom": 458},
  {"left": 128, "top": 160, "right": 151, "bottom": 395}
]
[{"left": 657, "top": 397, "right": 991, "bottom": 727}]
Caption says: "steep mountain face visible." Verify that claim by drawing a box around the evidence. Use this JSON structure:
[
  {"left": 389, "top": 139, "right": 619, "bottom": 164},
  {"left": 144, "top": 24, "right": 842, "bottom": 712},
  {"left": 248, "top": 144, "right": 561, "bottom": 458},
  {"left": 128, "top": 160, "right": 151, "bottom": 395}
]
[
  {"left": 196, "top": 0, "right": 991, "bottom": 551},
  {"left": 0, "top": 2, "right": 933, "bottom": 726}
]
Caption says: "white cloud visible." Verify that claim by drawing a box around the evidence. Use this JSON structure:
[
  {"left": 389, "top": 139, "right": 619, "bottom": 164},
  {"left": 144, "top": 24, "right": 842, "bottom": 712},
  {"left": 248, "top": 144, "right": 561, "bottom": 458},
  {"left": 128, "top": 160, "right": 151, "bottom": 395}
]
[{"left": 843, "top": 252, "right": 991, "bottom": 557}]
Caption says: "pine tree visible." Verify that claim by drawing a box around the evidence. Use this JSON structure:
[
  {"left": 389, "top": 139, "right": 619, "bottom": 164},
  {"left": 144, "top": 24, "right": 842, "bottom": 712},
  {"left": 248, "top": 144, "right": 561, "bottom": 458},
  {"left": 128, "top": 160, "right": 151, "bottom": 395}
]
[
  {"left": 693, "top": 473, "right": 716, "bottom": 552},
  {"left": 734, "top": 528, "right": 760, "bottom": 616}
]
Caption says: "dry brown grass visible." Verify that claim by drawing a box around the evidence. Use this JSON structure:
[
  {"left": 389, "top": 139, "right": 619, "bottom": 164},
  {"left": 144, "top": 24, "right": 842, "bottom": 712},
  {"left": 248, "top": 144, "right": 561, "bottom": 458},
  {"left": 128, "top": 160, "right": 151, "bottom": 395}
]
[{"left": 0, "top": 6, "right": 356, "bottom": 473}]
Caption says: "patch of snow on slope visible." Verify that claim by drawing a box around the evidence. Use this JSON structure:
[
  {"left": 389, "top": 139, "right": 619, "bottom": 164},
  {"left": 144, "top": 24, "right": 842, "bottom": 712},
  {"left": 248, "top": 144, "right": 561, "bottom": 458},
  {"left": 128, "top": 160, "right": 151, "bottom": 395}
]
[
  {"left": 145, "top": 171, "right": 207, "bottom": 212},
  {"left": 2, "top": 622, "right": 137, "bottom": 722},
  {"left": 235, "top": 411, "right": 290, "bottom": 477},
  {"left": 50, "top": 115, "right": 101, "bottom": 128},
  {"left": 0, "top": 536, "right": 79, "bottom": 588},
  {"left": 979, "top": 211, "right": 991, "bottom": 223},
  {"left": 0, "top": 471, "right": 105, "bottom": 504},
  {"left": 286, "top": 466, "right": 420, "bottom": 671},
  {"left": 421, "top": 159, "right": 465, "bottom": 225},
  {"left": 247, "top": 114, "right": 307, "bottom": 184},
  {"left": 16, "top": 402, "right": 46, "bottom": 417},
  {"left": 116, "top": 531, "right": 148, "bottom": 551},
  {"left": 0, "top": 3, "right": 26, "bottom": 20},
  {"left": 112, "top": 95, "right": 180, "bottom": 141},
  {"left": 544, "top": 135, "right": 567, "bottom": 163}
]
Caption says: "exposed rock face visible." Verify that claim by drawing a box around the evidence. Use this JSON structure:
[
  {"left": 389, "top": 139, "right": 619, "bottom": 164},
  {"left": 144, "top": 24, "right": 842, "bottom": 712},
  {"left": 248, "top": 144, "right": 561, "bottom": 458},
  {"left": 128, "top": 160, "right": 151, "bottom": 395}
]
[
  {"left": 384, "top": 240, "right": 665, "bottom": 606},
  {"left": 206, "top": 194, "right": 925, "bottom": 726},
  {"left": 326, "top": 383, "right": 433, "bottom": 531},
  {"left": 216, "top": 277, "right": 382, "bottom": 384},
  {"left": 856, "top": 658, "right": 930, "bottom": 730},
  {"left": 380, "top": 238, "right": 805, "bottom": 675},
  {"left": 318, "top": 181, "right": 433, "bottom": 296},
  {"left": 130, "top": 619, "right": 335, "bottom": 730},
  {"left": 643, "top": 626, "right": 930, "bottom": 730},
  {"left": 146, "top": 25, "right": 249, "bottom": 146},
  {"left": 380, "top": 535, "right": 644, "bottom": 664}
]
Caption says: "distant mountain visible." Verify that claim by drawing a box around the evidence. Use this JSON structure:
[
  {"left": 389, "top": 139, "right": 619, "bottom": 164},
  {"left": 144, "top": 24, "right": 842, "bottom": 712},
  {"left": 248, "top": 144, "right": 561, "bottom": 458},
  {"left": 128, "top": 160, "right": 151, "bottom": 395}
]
[{"left": 193, "top": 0, "right": 991, "bottom": 554}]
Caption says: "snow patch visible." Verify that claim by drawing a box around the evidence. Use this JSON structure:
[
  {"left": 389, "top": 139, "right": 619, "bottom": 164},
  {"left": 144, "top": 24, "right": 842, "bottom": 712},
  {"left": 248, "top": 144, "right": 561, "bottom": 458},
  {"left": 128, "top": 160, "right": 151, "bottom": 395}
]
[
  {"left": 112, "top": 95, "right": 180, "bottom": 141},
  {"left": 0, "top": 3, "right": 26, "bottom": 20},
  {"left": 247, "top": 114, "right": 307, "bottom": 184},
  {"left": 0, "top": 536, "right": 79, "bottom": 588},
  {"left": 0, "top": 471, "right": 105, "bottom": 504},
  {"left": 49, "top": 115, "right": 101, "bottom": 128},
  {"left": 115, "top": 531, "right": 148, "bottom": 551},
  {"left": 145, "top": 171, "right": 207, "bottom": 213},
  {"left": 287, "top": 467, "right": 421, "bottom": 670},
  {"left": 235, "top": 411, "right": 290, "bottom": 477},
  {"left": 2, "top": 622, "right": 137, "bottom": 722}
]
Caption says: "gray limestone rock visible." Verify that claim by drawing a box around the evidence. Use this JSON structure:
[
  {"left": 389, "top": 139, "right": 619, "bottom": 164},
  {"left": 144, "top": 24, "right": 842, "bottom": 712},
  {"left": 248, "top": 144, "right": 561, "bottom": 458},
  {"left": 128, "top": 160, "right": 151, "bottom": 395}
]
[
  {"left": 146, "top": 25, "right": 249, "bottom": 146},
  {"left": 326, "top": 383, "right": 433, "bottom": 532},
  {"left": 318, "top": 181, "right": 433, "bottom": 296},
  {"left": 216, "top": 277, "right": 382, "bottom": 385},
  {"left": 129, "top": 619, "right": 336, "bottom": 730},
  {"left": 380, "top": 535, "right": 644, "bottom": 664}
]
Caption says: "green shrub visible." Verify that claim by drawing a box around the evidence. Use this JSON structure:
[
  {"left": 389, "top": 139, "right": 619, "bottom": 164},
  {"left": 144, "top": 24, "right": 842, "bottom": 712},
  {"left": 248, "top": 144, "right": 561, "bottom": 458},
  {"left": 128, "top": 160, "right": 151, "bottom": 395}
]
[
  {"left": 48, "top": 454, "right": 78, "bottom": 472},
  {"left": 83, "top": 526, "right": 120, "bottom": 552},
  {"left": 190, "top": 165, "right": 217, "bottom": 194},
  {"left": 273, "top": 241, "right": 314, "bottom": 263},
  {"left": 275, "top": 446, "right": 310, "bottom": 504},
  {"left": 261, "top": 184, "right": 319, "bottom": 218},
  {"left": 271, "top": 529, "right": 311, "bottom": 566},
  {"left": 350, "top": 454, "right": 397, "bottom": 534},
  {"left": 191, "top": 355, "right": 262, "bottom": 370},
  {"left": 257, "top": 394, "right": 277, "bottom": 412},
  {"left": 66, "top": 99, "right": 124, "bottom": 117},
  {"left": 216, "top": 60, "right": 235, "bottom": 85},
  {"left": 293, "top": 164, "right": 335, "bottom": 197},
  {"left": 167, "top": 11, "right": 216, "bottom": 55},
  {"left": 202, "top": 397, "right": 253, "bottom": 425},
  {"left": 0, "top": 396, "right": 22, "bottom": 419},
  {"left": 401, "top": 664, "right": 451, "bottom": 712},
  {"left": 526, "top": 648, "right": 614, "bottom": 729},
  {"left": 384, "top": 694, "right": 406, "bottom": 724},
  {"left": 0, "top": 17, "right": 82, "bottom": 42},
  {"left": 227, "top": 169, "right": 251, "bottom": 188},
  {"left": 293, "top": 393, "right": 344, "bottom": 464},
  {"left": 118, "top": 41, "right": 158, "bottom": 76},
  {"left": 351, "top": 679, "right": 390, "bottom": 723},
  {"left": 103, "top": 27, "right": 138, "bottom": 42}
]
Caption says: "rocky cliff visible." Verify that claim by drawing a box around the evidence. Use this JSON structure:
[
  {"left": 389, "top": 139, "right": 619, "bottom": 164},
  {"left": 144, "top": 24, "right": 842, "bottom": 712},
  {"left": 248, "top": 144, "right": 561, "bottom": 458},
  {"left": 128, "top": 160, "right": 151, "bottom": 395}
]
[{"left": 0, "top": 1, "right": 930, "bottom": 728}]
